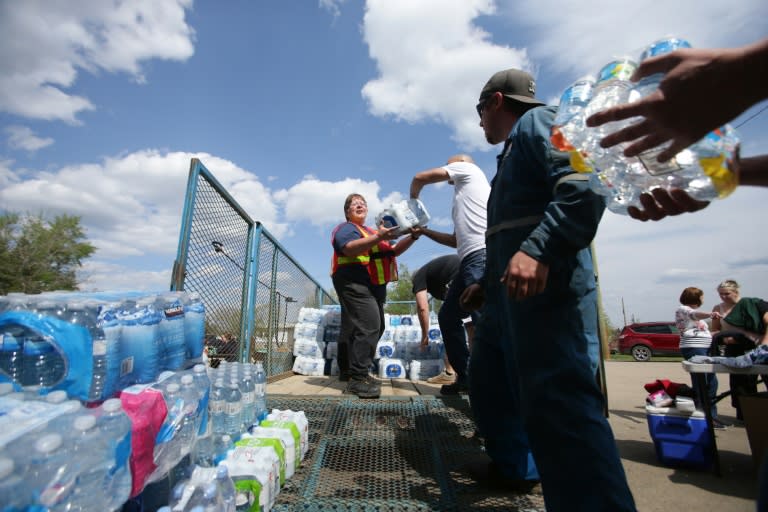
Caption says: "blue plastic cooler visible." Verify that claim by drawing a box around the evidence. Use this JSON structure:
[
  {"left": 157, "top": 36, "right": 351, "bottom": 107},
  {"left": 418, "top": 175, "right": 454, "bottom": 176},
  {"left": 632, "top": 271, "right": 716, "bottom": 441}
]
[{"left": 645, "top": 404, "right": 713, "bottom": 469}]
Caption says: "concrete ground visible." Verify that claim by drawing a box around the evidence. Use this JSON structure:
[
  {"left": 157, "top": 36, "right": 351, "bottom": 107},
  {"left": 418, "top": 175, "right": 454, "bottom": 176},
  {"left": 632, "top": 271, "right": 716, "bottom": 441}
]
[{"left": 268, "top": 360, "right": 762, "bottom": 511}]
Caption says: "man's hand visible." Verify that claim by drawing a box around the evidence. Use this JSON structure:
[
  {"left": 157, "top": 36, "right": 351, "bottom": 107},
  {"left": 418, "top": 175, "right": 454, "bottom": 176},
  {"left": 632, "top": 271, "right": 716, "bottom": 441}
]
[
  {"left": 627, "top": 188, "right": 709, "bottom": 221},
  {"left": 502, "top": 251, "right": 548, "bottom": 300},
  {"left": 460, "top": 283, "right": 484, "bottom": 312},
  {"left": 585, "top": 46, "right": 752, "bottom": 162}
]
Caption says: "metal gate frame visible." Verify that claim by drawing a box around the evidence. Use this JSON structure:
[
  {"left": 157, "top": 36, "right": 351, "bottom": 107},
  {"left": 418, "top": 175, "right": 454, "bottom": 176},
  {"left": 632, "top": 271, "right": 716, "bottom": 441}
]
[{"left": 171, "top": 158, "right": 335, "bottom": 375}]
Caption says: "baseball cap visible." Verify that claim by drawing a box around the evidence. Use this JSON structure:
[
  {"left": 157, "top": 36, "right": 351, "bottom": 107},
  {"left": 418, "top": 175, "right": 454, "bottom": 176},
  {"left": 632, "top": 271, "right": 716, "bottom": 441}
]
[{"left": 479, "top": 69, "right": 545, "bottom": 105}]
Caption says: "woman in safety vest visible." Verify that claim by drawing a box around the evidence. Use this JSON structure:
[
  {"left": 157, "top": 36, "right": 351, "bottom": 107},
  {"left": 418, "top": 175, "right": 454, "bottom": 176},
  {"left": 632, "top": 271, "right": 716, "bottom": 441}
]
[{"left": 331, "top": 193, "right": 418, "bottom": 398}]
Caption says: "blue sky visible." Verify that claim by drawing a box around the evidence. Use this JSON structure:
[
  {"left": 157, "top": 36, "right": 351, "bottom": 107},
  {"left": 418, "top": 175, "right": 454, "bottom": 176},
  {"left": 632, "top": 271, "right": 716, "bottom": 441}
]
[{"left": 1, "top": 0, "right": 767, "bottom": 326}]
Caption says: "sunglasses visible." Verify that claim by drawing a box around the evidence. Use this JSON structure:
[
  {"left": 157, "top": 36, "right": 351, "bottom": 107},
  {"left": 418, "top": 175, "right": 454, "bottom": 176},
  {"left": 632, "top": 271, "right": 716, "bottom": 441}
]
[{"left": 476, "top": 96, "right": 490, "bottom": 118}]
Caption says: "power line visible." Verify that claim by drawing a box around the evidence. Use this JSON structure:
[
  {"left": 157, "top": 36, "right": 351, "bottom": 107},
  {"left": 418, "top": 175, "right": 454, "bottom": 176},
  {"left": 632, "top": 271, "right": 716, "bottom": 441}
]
[{"left": 734, "top": 103, "right": 768, "bottom": 129}]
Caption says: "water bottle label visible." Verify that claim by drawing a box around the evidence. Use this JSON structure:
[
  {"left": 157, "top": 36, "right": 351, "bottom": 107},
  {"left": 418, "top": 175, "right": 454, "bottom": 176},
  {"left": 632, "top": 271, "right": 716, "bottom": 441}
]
[
  {"left": 641, "top": 38, "right": 691, "bottom": 61},
  {"left": 226, "top": 401, "right": 242, "bottom": 415},
  {"left": 637, "top": 146, "right": 683, "bottom": 175},
  {"left": 210, "top": 399, "right": 225, "bottom": 414},
  {"left": 254, "top": 383, "right": 265, "bottom": 395},
  {"left": 385, "top": 364, "right": 402, "bottom": 378},
  {"left": 120, "top": 356, "right": 134, "bottom": 377},
  {"left": 242, "top": 391, "right": 255, "bottom": 404},
  {"left": 163, "top": 305, "right": 184, "bottom": 318},
  {"left": 596, "top": 59, "right": 638, "bottom": 84},
  {"left": 561, "top": 81, "right": 594, "bottom": 105},
  {"left": 382, "top": 214, "right": 399, "bottom": 229}
]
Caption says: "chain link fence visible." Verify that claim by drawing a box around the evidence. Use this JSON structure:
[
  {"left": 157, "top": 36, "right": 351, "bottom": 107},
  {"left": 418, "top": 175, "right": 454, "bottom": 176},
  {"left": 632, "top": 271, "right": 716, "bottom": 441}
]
[{"left": 171, "top": 158, "right": 336, "bottom": 376}]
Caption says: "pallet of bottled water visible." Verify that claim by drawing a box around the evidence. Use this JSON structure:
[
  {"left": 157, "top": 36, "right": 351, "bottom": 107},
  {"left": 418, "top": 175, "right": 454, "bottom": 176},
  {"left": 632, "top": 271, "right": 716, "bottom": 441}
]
[
  {"left": 0, "top": 290, "right": 206, "bottom": 402},
  {"left": 0, "top": 389, "right": 133, "bottom": 511},
  {"left": 291, "top": 306, "right": 339, "bottom": 376}
]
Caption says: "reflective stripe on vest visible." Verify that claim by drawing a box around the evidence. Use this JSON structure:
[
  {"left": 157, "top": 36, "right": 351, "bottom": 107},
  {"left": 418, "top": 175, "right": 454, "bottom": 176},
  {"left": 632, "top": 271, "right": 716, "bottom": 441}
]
[{"left": 331, "top": 223, "right": 397, "bottom": 285}]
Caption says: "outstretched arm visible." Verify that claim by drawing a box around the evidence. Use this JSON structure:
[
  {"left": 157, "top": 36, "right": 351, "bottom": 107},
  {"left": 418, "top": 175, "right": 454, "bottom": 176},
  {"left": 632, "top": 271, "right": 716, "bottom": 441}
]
[
  {"left": 626, "top": 154, "right": 768, "bottom": 221},
  {"left": 586, "top": 38, "right": 768, "bottom": 162},
  {"left": 410, "top": 167, "right": 450, "bottom": 198}
]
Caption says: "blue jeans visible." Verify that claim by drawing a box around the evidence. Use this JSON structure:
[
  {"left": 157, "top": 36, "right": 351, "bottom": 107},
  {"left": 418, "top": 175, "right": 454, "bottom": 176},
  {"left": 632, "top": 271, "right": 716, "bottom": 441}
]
[
  {"left": 471, "top": 230, "right": 635, "bottom": 511},
  {"left": 437, "top": 248, "right": 485, "bottom": 382},
  {"left": 681, "top": 346, "right": 719, "bottom": 419}
]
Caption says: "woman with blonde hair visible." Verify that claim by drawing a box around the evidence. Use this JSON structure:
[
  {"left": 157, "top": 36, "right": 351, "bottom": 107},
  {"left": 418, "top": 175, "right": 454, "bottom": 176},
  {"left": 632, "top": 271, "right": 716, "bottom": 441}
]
[{"left": 712, "top": 279, "right": 765, "bottom": 421}]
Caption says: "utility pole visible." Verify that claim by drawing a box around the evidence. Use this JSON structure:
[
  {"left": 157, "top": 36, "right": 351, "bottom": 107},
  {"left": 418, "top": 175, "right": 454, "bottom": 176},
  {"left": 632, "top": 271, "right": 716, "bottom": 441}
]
[{"left": 621, "top": 297, "right": 627, "bottom": 326}]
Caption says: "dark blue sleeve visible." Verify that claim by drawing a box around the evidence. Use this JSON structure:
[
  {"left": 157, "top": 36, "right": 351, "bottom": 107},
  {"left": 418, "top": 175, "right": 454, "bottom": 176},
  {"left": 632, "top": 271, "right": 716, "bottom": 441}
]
[
  {"left": 515, "top": 107, "right": 606, "bottom": 264},
  {"left": 333, "top": 222, "right": 363, "bottom": 254}
]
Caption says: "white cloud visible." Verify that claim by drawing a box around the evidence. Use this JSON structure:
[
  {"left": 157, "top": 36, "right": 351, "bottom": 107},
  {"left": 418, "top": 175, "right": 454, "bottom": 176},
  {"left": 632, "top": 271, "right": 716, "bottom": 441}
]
[
  {"left": 361, "top": 0, "right": 533, "bottom": 150},
  {"left": 0, "top": 0, "right": 195, "bottom": 123},
  {"left": 502, "top": 0, "right": 768, "bottom": 77},
  {"left": 5, "top": 125, "right": 54, "bottom": 152},
  {"left": 0, "top": 150, "right": 276, "bottom": 262},
  {"left": 276, "top": 176, "right": 403, "bottom": 228},
  {"left": 594, "top": 186, "right": 768, "bottom": 325},
  {"left": 319, "top": 0, "right": 348, "bottom": 19},
  {"left": 359, "top": 0, "right": 768, "bottom": 152}
]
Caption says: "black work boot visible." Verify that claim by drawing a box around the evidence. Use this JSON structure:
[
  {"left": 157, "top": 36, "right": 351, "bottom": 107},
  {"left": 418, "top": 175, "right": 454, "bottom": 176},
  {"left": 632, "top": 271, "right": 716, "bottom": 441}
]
[{"left": 346, "top": 375, "right": 381, "bottom": 398}]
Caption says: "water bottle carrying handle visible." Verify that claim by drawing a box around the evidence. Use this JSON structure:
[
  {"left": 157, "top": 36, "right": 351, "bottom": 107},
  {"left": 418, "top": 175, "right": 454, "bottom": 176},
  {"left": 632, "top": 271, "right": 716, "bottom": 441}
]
[{"left": 0, "top": 311, "right": 92, "bottom": 399}]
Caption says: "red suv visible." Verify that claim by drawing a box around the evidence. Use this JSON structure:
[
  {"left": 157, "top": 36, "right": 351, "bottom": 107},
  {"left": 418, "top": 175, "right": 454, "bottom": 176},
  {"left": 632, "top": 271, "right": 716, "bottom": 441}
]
[{"left": 618, "top": 322, "right": 681, "bottom": 361}]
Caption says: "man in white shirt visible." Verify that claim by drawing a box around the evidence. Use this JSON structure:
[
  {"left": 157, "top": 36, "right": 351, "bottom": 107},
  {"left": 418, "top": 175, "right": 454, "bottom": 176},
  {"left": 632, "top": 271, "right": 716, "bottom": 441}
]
[{"left": 410, "top": 154, "right": 490, "bottom": 394}]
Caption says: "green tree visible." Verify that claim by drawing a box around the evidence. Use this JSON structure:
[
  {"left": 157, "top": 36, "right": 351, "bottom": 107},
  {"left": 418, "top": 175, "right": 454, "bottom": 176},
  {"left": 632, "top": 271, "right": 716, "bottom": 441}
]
[
  {"left": 0, "top": 212, "right": 96, "bottom": 294},
  {"left": 385, "top": 264, "right": 415, "bottom": 315}
]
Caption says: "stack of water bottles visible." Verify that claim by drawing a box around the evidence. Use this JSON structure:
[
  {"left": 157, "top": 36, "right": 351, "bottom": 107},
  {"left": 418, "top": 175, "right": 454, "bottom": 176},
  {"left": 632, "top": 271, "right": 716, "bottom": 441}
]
[
  {"left": 167, "top": 359, "right": 307, "bottom": 512},
  {"left": 375, "top": 198, "right": 431, "bottom": 235},
  {"left": 0, "top": 388, "right": 132, "bottom": 512},
  {"left": 377, "top": 313, "right": 445, "bottom": 381},
  {"left": 291, "top": 306, "right": 340, "bottom": 377},
  {"left": 550, "top": 36, "right": 740, "bottom": 214},
  {"left": 0, "top": 290, "right": 206, "bottom": 402}
]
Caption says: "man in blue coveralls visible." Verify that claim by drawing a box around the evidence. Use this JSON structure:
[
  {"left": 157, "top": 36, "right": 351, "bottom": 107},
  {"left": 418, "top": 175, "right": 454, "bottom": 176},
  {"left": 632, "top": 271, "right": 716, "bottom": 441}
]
[{"left": 461, "top": 69, "right": 636, "bottom": 511}]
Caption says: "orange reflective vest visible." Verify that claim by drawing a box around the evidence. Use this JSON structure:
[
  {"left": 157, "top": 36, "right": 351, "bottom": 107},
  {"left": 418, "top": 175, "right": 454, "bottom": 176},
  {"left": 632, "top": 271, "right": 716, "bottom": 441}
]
[{"left": 331, "top": 223, "right": 398, "bottom": 285}]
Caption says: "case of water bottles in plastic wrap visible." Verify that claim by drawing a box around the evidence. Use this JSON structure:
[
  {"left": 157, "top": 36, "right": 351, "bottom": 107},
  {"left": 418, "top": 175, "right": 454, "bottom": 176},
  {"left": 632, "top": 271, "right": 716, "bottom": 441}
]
[
  {"left": 290, "top": 306, "right": 446, "bottom": 381},
  {"left": 550, "top": 36, "right": 740, "bottom": 214},
  {"left": 0, "top": 290, "right": 206, "bottom": 401},
  {"left": 0, "top": 291, "right": 313, "bottom": 511}
]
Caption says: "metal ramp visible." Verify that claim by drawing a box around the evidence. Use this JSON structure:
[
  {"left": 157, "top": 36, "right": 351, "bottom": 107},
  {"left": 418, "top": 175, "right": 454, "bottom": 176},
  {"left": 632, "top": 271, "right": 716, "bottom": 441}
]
[{"left": 268, "top": 395, "right": 545, "bottom": 511}]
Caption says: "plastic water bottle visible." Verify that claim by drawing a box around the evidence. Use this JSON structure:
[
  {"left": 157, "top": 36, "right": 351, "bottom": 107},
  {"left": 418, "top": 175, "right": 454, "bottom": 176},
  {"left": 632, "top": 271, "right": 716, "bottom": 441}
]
[
  {"left": 98, "top": 398, "right": 133, "bottom": 509},
  {"left": 160, "top": 381, "right": 184, "bottom": 465},
  {"left": 30, "top": 433, "right": 75, "bottom": 511},
  {"left": 179, "top": 374, "right": 200, "bottom": 454},
  {"left": 253, "top": 362, "right": 267, "bottom": 424},
  {"left": 21, "top": 337, "right": 62, "bottom": 388},
  {"left": 118, "top": 296, "right": 162, "bottom": 384},
  {"left": 634, "top": 37, "right": 692, "bottom": 98},
  {"left": 97, "top": 300, "right": 123, "bottom": 400},
  {"left": 69, "top": 414, "right": 111, "bottom": 510},
  {"left": 67, "top": 299, "right": 111, "bottom": 402},
  {"left": 0, "top": 456, "right": 28, "bottom": 510},
  {"left": 239, "top": 368, "right": 256, "bottom": 430},
  {"left": 189, "top": 481, "right": 222, "bottom": 511},
  {"left": 192, "top": 363, "right": 211, "bottom": 436},
  {"left": 209, "top": 378, "right": 227, "bottom": 435},
  {"left": 224, "top": 379, "right": 243, "bottom": 437},
  {"left": 157, "top": 292, "right": 187, "bottom": 371},
  {"left": 213, "top": 433, "right": 234, "bottom": 465},
  {"left": 551, "top": 76, "right": 596, "bottom": 152},
  {"left": 0, "top": 332, "right": 23, "bottom": 384},
  {"left": 216, "top": 465, "right": 237, "bottom": 512},
  {"left": 583, "top": 57, "right": 639, "bottom": 141},
  {"left": 183, "top": 292, "right": 206, "bottom": 360}
]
